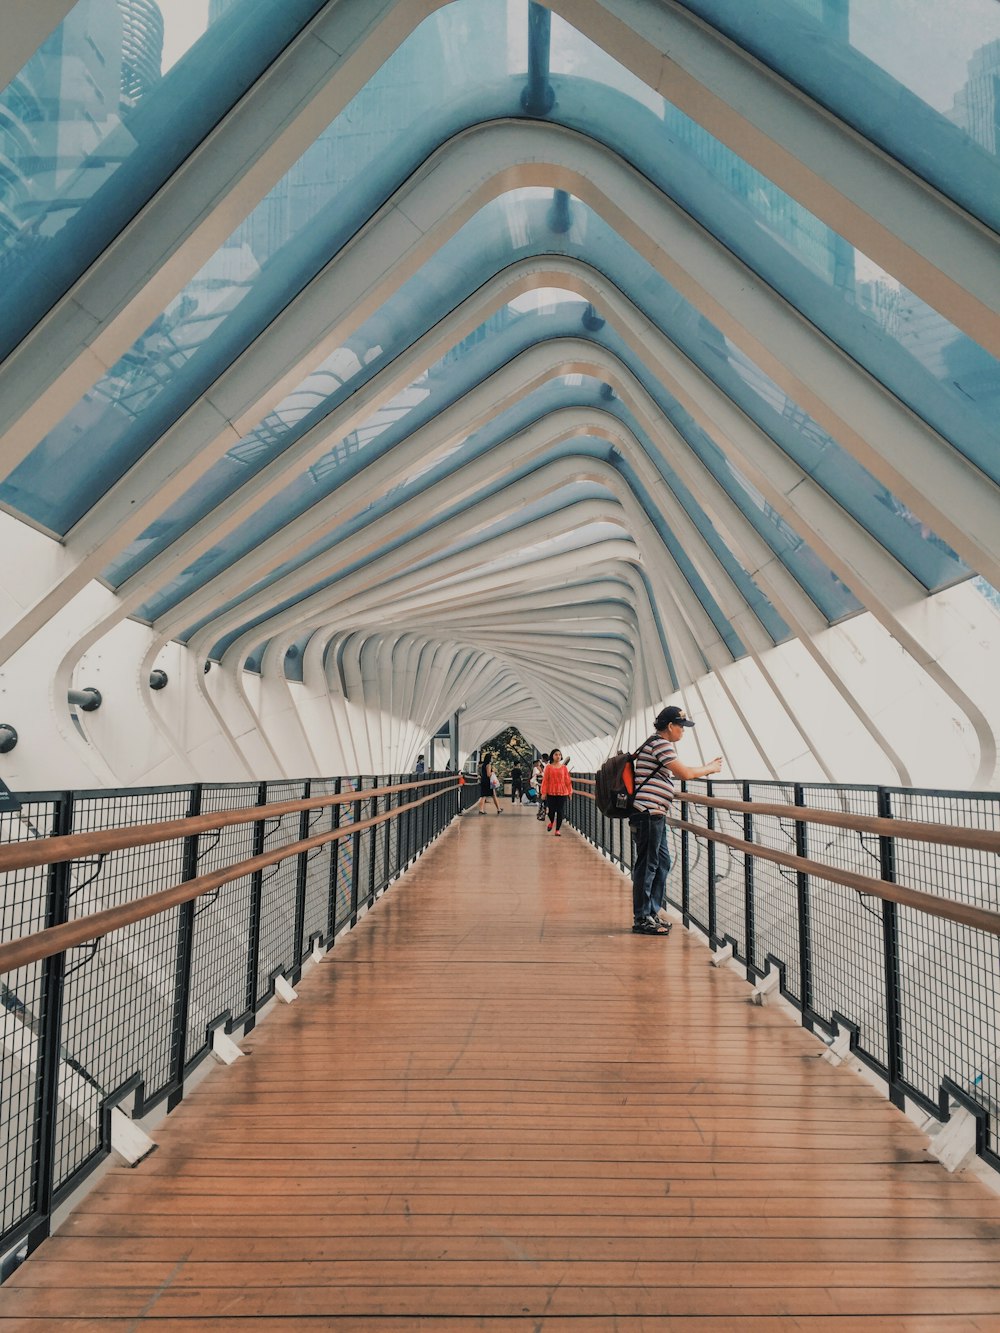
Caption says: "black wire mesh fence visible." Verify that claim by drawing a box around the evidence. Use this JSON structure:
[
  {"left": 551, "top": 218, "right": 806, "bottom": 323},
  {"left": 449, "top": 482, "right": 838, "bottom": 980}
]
[
  {"left": 0, "top": 773, "right": 458, "bottom": 1270},
  {"left": 567, "top": 777, "right": 1000, "bottom": 1175}
]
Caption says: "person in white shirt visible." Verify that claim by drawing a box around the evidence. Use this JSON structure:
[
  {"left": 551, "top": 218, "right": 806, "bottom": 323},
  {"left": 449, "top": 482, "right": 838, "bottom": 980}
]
[{"left": 531, "top": 755, "right": 548, "bottom": 818}]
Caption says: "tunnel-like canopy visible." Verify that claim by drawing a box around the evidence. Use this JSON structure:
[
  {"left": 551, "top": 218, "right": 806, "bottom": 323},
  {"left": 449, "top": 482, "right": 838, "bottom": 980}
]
[{"left": 0, "top": 0, "right": 998, "bottom": 789}]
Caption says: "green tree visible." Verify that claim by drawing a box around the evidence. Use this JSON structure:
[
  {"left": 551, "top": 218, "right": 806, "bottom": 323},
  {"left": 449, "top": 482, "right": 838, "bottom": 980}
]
[{"left": 479, "top": 726, "right": 534, "bottom": 781}]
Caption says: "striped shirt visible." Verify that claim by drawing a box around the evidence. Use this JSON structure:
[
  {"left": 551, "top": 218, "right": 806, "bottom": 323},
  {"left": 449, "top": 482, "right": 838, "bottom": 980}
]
[{"left": 631, "top": 736, "right": 677, "bottom": 815}]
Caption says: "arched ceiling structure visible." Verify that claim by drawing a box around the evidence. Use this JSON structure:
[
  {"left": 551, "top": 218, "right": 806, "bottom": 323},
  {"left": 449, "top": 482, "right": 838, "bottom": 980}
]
[{"left": 0, "top": 0, "right": 998, "bottom": 791}]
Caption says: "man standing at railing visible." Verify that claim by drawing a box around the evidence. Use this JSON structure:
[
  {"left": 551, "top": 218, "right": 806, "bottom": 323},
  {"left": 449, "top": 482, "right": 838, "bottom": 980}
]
[{"left": 631, "top": 706, "right": 722, "bottom": 936}]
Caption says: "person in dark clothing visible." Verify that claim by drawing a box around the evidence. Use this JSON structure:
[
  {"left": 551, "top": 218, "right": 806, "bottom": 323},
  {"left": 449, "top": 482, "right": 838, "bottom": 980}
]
[
  {"left": 477, "top": 753, "right": 503, "bottom": 815},
  {"left": 510, "top": 764, "right": 525, "bottom": 803}
]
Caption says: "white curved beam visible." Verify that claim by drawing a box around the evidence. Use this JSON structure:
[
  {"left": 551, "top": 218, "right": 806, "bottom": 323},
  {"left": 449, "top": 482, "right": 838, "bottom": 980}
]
[{"left": 7, "top": 120, "right": 996, "bottom": 665}]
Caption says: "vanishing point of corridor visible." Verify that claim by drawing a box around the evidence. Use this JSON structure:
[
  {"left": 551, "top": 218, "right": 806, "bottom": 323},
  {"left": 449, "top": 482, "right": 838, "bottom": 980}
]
[{"left": 2, "top": 807, "right": 1000, "bottom": 1330}]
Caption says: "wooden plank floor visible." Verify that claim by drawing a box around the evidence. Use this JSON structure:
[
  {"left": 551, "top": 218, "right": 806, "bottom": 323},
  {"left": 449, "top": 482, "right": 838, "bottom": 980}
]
[{"left": 3, "top": 805, "right": 1000, "bottom": 1331}]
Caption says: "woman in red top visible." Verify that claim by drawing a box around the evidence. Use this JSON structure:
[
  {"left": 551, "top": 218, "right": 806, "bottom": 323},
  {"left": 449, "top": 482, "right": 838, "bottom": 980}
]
[{"left": 540, "top": 748, "right": 573, "bottom": 836}]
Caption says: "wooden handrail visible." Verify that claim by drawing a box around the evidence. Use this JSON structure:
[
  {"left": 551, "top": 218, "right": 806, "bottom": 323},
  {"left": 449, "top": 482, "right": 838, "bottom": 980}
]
[
  {"left": 665, "top": 813, "right": 1000, "bottom": 938},
  {"left": 0, "top": 776, "right": 455, "bottom": 873},
  {"left": 0, "top": 786, "right": 449, "bottom": 976},
  {"left": 571, "top": 786, "right": 1000, "bottom": 938},
  {"left": 571, "top": 776, "right": 1000, "bottom": 854}
]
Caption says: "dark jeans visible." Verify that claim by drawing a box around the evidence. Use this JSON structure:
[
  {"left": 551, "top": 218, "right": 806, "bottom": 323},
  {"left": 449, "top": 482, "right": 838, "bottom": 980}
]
[
  {"left": 510, "top": 780, "right": 524, "bottom": 802},
  {"left": 546, "top": 795, "right": 567, "bottom": 830},
  {"left": 629, "top": 811, "right": 671, "bottom": 921}
]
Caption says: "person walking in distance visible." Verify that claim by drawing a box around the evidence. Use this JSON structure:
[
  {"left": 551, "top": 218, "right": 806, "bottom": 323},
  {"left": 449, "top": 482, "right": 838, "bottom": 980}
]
[
  {"left": 477, "top": 752, "right": 503, "bottom": 815},
  {"left": 541, "top": 748, "right": 573, "bottom": 836},
  {"left": 509, "top": 762, "right": 525, "bottom": 804},
  {"left": 533, "top": 755, "right": 549, "bottom": 820},
  {"left": 630, "top": 706, "right": 721, "bottom": 935}
]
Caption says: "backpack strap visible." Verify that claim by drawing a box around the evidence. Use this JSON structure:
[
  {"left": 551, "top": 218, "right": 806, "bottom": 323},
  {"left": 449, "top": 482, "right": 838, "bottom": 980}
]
[{"left": 632, "top": 735, "right": 668, "bottom": 798}]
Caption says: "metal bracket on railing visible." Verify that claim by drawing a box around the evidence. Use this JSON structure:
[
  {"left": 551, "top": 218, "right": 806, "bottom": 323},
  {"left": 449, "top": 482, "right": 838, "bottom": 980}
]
[
  {"left": 851, "top": 890, "right": 882, "bottom": 921},
  {"left": 260, "top": 816, "right": 290, "bottom": 844},
  {"left": 856, "top": 829, "right": 881, "bottom": 865},
  {"left": 67, "top": 853, "right": 107, "bottom": 897},
  {"left": 63, "top": 940, "right": 101, "bottom": 978},
  {"left": 193, "top": 890, "right": 222, "bottom": 918},
  {"left": 195, "top": 830, "right": 222, "bottom": 862}
]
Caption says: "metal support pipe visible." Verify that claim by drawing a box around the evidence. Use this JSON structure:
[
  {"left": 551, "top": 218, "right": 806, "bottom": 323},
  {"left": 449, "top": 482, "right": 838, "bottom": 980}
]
[
  {"left": 68, "top": 688, "right": 102, "bottom": 712},
  {"left": 581, "top": 303, "right": 605, "bottom": 331},
  {"left": 547, "top": 187, "right": 572, "bottom": 233},
  {"left": 521, "top": 2, "right": 554, "bottom": 116},
  {"left": 449, "top": 710, "right": 460, "bottom": 773}
]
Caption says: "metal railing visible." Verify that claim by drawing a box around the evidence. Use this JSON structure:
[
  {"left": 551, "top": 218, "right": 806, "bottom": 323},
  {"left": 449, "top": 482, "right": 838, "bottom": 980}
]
[
  {"left": 569, "top": 776, "right": 1000, "bottom": 1174},
  {"left": 0, "top": 772, "right": 465, "bottom": 1269}
]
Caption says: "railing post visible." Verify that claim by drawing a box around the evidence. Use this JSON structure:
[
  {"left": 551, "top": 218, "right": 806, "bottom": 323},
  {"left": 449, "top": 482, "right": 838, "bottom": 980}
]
[
  {"left": 168, "top": 783, "right": 202, "bottom": 1110},
  {"left": 292, "top": 780, "right": 311, "bottom": 976},
  {"left": 25, "top": 793, "right": 74, "bottom": 1258},
  {"left": 244, "top": 781, "right": 268, "bottom": 1024},
  {"left": 794, "top": 784, "right": 814, "bottom": 1028},
  {"left": 367, "top": 784, "right": 378, "bottom": 908},
  {"left": 742, "top": 780, "right": 755, "bottom": 981},
  {"left": 680, "top": 781, "right": 690, "bottom": 926},
  {"left": 349, "top": 784, "right": 362, "bottom": 927},
  {"left": 878, "top": 786, "right": 906, "bottom": 1108},
  {"left": 382, "top": 780, "right": 392, "bottom": 884},
  {"left": 706, "top": 780, "right": 718, "bottom": 944},
  {"left": 326, "top": 778, "right": 342, "bottom": 942}
]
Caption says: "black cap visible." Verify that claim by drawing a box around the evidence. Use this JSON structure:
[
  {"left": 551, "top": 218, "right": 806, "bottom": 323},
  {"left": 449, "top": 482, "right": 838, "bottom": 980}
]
[{"left": 654, "top": 705, "right": 695, "bottom": 730}]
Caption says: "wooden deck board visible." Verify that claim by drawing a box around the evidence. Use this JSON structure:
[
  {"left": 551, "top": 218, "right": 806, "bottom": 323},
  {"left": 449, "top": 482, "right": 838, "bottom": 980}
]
[{"left": 3, "top": 806, "right": 999, "bottom": 1328}]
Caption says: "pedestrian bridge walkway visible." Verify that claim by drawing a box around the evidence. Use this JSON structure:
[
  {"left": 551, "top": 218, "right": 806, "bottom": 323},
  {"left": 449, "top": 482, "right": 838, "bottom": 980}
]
[{"left": 3, "top": 805, "right": 1000, "bottom": 1329}]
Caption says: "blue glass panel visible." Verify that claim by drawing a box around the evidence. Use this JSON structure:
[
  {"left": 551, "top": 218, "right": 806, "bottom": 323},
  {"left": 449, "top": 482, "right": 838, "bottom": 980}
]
[
  {"left": 5, "top": 7, "right": 995, "bottom": 543},
  {"left": 675, "top": 0, "right": 1000, "bottom": 233},
  {"left": 0, "top": 0, "right": 528, "bottom": 533},
  {"left": 543, "top": 15, "right": 1000, "bottom": 482},
  {"left": 557, "top": 204, "right": 970, "bottom": 596},
  {"left": 104, "top": 211, "right": 581, "bottom": 585},
  {"left": 0, "top": 0, "right": 328, "bottom": 363}
]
